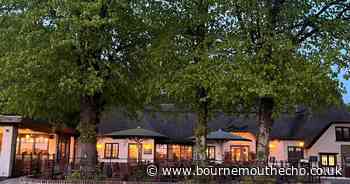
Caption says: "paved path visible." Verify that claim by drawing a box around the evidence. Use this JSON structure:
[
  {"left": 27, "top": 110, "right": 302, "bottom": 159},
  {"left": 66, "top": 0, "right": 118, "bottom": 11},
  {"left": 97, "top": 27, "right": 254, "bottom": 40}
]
[
  {"left": 0, "top": 178, "right": 21, "bottom": 184},
  {"left": 1, "top": 177, "right": 350, "bottom": 184}
]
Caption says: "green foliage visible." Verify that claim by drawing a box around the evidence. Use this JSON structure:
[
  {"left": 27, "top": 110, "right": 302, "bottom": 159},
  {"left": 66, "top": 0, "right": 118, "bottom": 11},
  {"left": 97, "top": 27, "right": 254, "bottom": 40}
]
[
  {"left": 146, "top": 0, "right": 349, "bottom": 116},
  {"left": 0, "top": 0, "right": 154, "bottom": 125},
  {"left": 65, "top": 167, "right": 106, "bottom": 181}
]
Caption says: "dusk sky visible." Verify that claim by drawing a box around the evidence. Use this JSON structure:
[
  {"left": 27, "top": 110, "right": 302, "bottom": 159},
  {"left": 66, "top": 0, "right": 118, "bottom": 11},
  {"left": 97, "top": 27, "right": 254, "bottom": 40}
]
[{"left": 340, "top": 72, "right": 350, "bottom": 104}]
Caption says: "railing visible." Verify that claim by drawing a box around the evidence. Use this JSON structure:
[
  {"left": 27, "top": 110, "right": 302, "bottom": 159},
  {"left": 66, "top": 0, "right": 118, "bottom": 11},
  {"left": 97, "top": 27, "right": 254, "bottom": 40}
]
[
  {"left": 14, "top": 154, "right": 57, "bottom": 178},
  {"left": 15, "top": 155, "right": 339, "bottom": 183}
]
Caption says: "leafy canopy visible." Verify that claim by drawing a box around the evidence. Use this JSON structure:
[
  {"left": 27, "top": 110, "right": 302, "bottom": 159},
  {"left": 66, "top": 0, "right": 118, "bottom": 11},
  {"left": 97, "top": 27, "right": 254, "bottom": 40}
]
[
  {"left": 147, "top": 0, "right": 349, "bottom": 115},
  {"left": 0, "top": 0, "right": 153, "bottom": 123}
]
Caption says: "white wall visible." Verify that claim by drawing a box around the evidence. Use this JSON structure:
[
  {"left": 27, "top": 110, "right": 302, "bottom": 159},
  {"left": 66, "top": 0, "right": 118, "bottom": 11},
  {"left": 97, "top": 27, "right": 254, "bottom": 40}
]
[
  {"left": 97, "top": 137, "right": 155, "bottom": 163},
  {"left": 232, "top": 132, "right": 257, "bottom": 154},
  {"left": 269, "top": 140, "right": 303, "bottom": 161},
  {"left": 206, "top": 139, "right": 254, "bottom": 162},
  {"left": 306, "top": 123, "right": 350, "bottom": 165},
  {"left": 0, "top": 126, "right": 17, "bottom": 177}
]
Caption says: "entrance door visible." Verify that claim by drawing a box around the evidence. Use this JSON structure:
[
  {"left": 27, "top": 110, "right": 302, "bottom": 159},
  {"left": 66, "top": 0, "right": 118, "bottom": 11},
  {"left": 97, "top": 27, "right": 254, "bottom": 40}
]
[
  {"left": 57, "top": 136, "right": 70, "bottom": 162},
  {"left": 341, "top": 145, "right": 350, "bottom": 177},
  {"left": 230, "top": 146, "right": 249, "bottom": 162},
  {"left": 128, "top": 143, "right": 140, "bottom": 161}
]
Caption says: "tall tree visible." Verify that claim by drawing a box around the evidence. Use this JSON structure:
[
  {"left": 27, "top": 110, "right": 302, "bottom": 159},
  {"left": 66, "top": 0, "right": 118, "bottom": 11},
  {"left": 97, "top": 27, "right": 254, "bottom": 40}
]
[
  {"left": 144, "top": 0, "right": 247, "bottom": 162},
  {"left": 0, "top": 0, "right": 153, "bottom": 169},
  {"left": 148, "top": 0, "right": 349, "bottom": 163},
  {"left": 219, "top": 0, "right": 350, "bottom": 161}
]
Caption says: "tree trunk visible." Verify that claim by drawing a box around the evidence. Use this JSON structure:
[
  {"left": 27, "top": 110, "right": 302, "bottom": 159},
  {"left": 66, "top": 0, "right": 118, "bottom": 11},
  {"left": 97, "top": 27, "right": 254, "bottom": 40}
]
[
  {"left": 77, "top": 95, "right": 99, "bottom": 172},
  {"left": 194, "top": 87, "right": 208, "bottom": 164},
  {"left": 193, "top": 0, "right": 209, "bottom": 164},
  {"left": 256, "top": 97, "right": 274, "bottom": 162}
]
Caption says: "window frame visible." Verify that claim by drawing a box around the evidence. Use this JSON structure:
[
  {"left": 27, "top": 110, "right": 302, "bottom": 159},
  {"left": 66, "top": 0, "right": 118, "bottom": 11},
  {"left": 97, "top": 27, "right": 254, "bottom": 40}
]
[
  {"left": 207, "top": 146, "right": 216, "bottom": 160},
  {"left": 180, "top": 145, "right": 192, "bottom": 160},
  {"left": 319, "top": 153, "right": 337, "bottom": 167},
  {"left": 16, "top": 134, "right": 50, "bottom": 155},
  {"left": 230, "top": 145, "right": 250, "bottom": 162},
  {"left": 335, "top": 127, "right": 350, "bottom": 141},
  {"left": 166, "top": 144, "right": 193, "bottom": 161},
  {"left": 155, "top": 144, "right": 168, "bottom": 161},
  {"left": 104, "top": 143, "right": 119, "bottom": 159},
  {"left": 287, "top": 146, "right": 304, "bottom": 162}
]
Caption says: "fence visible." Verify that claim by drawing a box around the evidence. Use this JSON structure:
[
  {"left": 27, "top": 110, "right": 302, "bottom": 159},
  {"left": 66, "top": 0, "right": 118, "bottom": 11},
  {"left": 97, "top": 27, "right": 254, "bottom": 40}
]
[
  {"left": 14, "top": 155, "right": 333, "bottom": 183},
  {"left": 16, "top": 178, "right": 175, "bottom": 184}
]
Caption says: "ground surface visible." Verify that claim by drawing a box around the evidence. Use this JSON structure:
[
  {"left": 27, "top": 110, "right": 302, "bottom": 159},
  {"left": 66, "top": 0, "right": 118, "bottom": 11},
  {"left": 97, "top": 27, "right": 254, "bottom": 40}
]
[{"left": 1, "top": 177, "right": 350, "bottom": 184}]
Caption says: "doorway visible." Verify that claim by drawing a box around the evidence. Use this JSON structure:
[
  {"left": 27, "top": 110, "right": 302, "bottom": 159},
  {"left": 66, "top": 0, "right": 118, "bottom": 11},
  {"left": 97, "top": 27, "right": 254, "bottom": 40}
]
[
  {"left": 128, "top": 143, "right": 140, "bottom": 161},
  {"left": 230, "top": 145, "right": 249, "bottom": 162}
]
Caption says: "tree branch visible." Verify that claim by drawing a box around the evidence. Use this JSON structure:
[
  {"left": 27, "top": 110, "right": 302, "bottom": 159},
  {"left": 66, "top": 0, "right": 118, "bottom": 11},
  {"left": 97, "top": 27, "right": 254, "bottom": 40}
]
[{"left": 295, "top": 0, "right": 348, "bottom": 44}]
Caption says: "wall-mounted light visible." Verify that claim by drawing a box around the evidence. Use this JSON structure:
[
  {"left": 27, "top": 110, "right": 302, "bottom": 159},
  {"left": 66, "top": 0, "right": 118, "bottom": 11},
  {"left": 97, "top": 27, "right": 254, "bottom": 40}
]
[
  {"left": 269, "top": 142, "right": 276, "bottom": 149},
  {"left": 298, "top": 141, "right": 304, "bottom": 147},
  {"left": 96, "top": 144, "right": 103, "bottom": 149}
]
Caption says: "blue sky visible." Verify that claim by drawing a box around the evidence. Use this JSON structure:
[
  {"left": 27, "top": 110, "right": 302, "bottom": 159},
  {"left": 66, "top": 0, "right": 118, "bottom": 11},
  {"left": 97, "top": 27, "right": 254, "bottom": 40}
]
[{"left": 340, "top": 74, "right": 350, "bottom": 104}]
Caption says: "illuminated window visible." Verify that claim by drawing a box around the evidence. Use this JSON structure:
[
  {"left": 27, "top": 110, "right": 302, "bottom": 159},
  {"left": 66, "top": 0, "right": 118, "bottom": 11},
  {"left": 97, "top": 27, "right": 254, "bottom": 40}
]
[
  {"left": 167, "top": 144, "right": 192, "bottom": 161},
  {"left": 231, "top": 146, "right": 249, "bottom": 162},
  {"left": 16, "top": 134, "right": 49, "bottom": 154},
  {"left": 180, "top": 145, "right": 192, "bottom": 160},
  {"left": 104, "top": 143, "right": 119, "bottom": 159},
  {"left": 128, "top": 143, "right": 139, "bottom": 160},
  {"left": 143, "top": 143, "right": 153, "bottom": 154},
  {"left": 207, "top": 146, "right": 216, "bottom": 160},
  {"left": 156, "top": 144, "right": 167, "bottom": 160},
  {"left": 168, "top": 145, "right": 181, "bottom": 161},
  {"left": 320, "top": 153, "right": 337, "bottom": 166},
  {"left": 35, "top": 137, "right": 49, "bottom": 154}
]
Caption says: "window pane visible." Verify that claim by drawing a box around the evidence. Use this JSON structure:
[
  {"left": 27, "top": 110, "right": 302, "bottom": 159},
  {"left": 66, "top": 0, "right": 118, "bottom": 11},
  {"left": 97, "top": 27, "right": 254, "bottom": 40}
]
[
  {"left": 328, "top": 155, "right": 335, "bottom": 166},
  {"left": 344, "top": 128, "right": 350, "bottom": 139},
  {"left": 321, "top": 155, "right": 328, "bottom": 166},
  {"left": 143, "top": 144, "right": 153, "bottom": 154},
  {"left": 242, "top": 147, "right": 249, "bottom": 161},
  {"left": 20, "top": 135, "right": 34, "bottom": 154},
  {"left": 156, "top": 144, "right": 167, "bottom": 160},
  {"left": 168, "top": 145, "right": 181, "bottom": 161},
  {"left": 180, "top": 145, "right": 192, "bottom": 160},
  {"left": 231, "top": 147, "right": 242, "bottom": 161},
  {"left": 207, "top": 146, "right": 215, "bottom": 160},
  {"left": 336, "top": 128, "right": 342, "bottom": 140},
  {"left": 34, "top": 137, "right": 49, "bottom": 154},
  {"left": 112, "top": 144, "right": 118, "bottom": 158},
  {"left": 105, "top": 144, "right": 111, "bottom": 158}
]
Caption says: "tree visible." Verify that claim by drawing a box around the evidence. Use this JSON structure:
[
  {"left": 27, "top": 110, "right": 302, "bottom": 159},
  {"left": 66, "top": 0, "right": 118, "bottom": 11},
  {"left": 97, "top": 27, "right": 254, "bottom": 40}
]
[
  {"left": 0, "top": 0, "right": 153, "bottom": 169},
  {"left": 148, "top": 0, "right": 349, "bottom": 163},
  {"left": 219, "top": 0, "right": 350, "bottom": 161},
  {"left": 144, "top": 0, "right": 248, "bottom": 162}
]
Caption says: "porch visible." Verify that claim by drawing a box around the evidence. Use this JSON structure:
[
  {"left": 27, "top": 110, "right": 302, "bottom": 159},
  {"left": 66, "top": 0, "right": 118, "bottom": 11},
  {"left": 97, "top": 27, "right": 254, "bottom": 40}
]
[{"left": 13, "top": 128, "right": 76, "bottom": 177}]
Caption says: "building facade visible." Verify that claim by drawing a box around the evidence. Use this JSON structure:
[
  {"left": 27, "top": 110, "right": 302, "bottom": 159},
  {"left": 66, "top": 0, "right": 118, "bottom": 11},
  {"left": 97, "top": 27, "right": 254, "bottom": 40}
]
[{"left": 1, "top": 106, "right": 350, "bottom": 177}]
